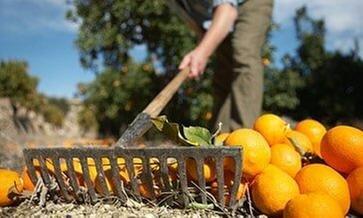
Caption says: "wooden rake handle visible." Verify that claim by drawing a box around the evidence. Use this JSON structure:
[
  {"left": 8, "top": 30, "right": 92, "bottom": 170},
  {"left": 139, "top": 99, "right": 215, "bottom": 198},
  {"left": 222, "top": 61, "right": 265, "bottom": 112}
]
[{"left": 143, "top": 67, "right": 190, "bottom": 117}]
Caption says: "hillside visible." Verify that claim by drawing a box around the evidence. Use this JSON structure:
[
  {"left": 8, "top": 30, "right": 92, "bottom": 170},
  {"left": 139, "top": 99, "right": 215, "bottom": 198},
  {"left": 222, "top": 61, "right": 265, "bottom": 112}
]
[{"left": 0, "top": 98, "right": 96, "bottom": 170}]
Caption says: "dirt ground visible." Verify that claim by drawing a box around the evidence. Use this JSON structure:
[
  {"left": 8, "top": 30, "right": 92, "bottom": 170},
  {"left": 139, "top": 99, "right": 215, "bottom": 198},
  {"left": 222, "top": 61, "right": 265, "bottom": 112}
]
[{"left": 0, "top": 200, "right": 254, "bottom": 218}]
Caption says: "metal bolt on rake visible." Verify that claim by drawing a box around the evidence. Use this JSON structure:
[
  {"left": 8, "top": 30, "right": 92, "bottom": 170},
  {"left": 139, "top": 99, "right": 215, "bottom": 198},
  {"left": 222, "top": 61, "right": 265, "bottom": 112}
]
[{"left": 23, "top": 146, "right": 242, "bottom": 207}]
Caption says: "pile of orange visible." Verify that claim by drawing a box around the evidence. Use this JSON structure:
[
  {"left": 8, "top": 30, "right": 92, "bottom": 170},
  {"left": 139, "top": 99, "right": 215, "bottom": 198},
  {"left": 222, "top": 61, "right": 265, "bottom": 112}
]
[{"left": 219, "top": 114, "right": 363, "bottom": 216}]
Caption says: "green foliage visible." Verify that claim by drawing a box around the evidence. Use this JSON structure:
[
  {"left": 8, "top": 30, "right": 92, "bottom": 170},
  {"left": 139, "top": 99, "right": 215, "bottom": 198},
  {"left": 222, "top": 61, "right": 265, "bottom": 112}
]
[
  {"left": 79, "top": 61, "right": 159, "bottom": 135},
  {"left": 0, "top": 60, "right": 68, "bottom": 127},
  {"left": 69, "top": 0, "right": 213, "bottom": 136},
  {"left": 47, "top": 97, "right": 70, "bottom": 115},
  {"left": 41, "top": 103, "right": 64, "bottom": 127},
  {"left": 263, "top": 66, "right": 305, "bottom": 112},
  {"left": 151, "top": 115, "right": 220, "bottom": 146},
  {"left": 0, "top": 60, "right": 39, "bottom": 110},
  {"left": 265, "top": 6, "right": 363, "bottom": 125},
  {"left": 67, "top": 0, "right": 196, "bottom": 71},
  {"left": 77, "top": 106, "right": 98, "bottom": 132}
]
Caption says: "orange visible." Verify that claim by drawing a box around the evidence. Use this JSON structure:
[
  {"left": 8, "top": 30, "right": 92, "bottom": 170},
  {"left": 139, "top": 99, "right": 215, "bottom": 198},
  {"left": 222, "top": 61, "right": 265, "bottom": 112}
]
[
  {"left": 210, "top": 180, "right": 247, "bottom": 205},
  {"left": 253, "top": 114, "right": 290, "bottom": 146},
  {"left": 295, "top": 119, "right": 326, "bottom": 157},
  {"left": 294, "top": 164, "right": 350, "bottom": 214},
  {"left": 346, "top": 167, "right": 363, "bottom": 215},
  {"left": 0, "top": 169, "right": 23, "bottom": 206},
  {"left": 283, "top": 192, "right": 344, "bottom": 218},
  {"left": 168, "top": 159, "right": 178, "bottom": 182},
  {"left": 94, "top": 168, "right": 130, "bottom": 195},
  {"left": 138, "top": 183, "right": 159, "bottom": 199},
  {"left": 21, "top": 166, "right": 40, "bottom": 191},
  {"left": 186, "top": 158, "right": 216, "bottom": 183},
  {"left": 270, "top": 143, "right": 302, "bottom": 177},
  {"left": 20, "top": 160, "right": 59, "bottom": 191},
  {"left": 210, "top": 170, "right": 247, "bottom": 205},
  {"left": 284, "top": 130, "right": 313, "bottom": 155},
  {"left": 214, "top": 133, "right": 230, "bottom": 145},
  {"left": 21, "top": 158, "right": 131, "bottom": 191},
  {"left": 73, "top": 158, "right": 131, "bottom": 186},
  {"left": 321, "top": 125, "right": 363, "bottom": 174},
  {"left": 224, "top": 129, "right": 271, "bottom": 179},
  {"left": 251, "top": 165, "right": 300, "bottom": 216},
  {"left": 95, "top": 164, "right": 159, "bottom": 199}
]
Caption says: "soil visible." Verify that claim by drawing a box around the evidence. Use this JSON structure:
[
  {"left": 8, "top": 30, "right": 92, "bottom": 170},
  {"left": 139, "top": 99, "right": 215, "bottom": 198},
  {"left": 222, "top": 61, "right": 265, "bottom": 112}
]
[{"left": 0, "top": 200, "right": 235, "bottom": 218}]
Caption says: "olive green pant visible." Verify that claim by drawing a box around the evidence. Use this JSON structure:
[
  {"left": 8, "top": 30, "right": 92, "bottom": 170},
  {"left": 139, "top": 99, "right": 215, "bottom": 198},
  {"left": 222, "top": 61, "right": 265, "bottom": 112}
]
[{"left": 211, "top": 0, "right": 273, "bottom": 131}]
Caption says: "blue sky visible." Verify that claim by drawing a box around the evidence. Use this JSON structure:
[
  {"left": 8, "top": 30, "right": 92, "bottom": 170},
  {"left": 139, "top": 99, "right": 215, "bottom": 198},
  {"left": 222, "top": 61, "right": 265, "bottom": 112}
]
[{"left": 0, "top": 0, "right": 362, "bottom": 98}]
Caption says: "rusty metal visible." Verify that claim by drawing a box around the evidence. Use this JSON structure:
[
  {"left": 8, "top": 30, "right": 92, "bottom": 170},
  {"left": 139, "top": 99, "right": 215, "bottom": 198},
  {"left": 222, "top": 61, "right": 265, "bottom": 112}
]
[{"left": 23, "top": 146, "right": 242, "bottom": 207}]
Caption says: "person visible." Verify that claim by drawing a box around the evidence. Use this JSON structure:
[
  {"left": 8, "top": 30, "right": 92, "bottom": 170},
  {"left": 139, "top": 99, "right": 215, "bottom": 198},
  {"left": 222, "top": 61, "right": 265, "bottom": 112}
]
[{"left": 170, "top": 0, "right": 273, "bottom": 131}]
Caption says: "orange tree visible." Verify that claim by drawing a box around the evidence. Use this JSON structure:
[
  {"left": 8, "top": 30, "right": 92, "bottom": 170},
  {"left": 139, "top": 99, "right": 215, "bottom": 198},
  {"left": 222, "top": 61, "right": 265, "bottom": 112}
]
[
  {"left": 68, "top": 0, "right": 214, "bottom": 136},
  {"left": 69, "top": 1, "right": 363, "bottom": 137},
  {"left": 264, "top": 7, "right": 363, "bottom": 126}
]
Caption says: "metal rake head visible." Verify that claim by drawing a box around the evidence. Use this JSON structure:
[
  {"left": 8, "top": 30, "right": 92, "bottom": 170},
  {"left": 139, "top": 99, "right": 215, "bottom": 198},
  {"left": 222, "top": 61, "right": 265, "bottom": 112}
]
[{"left": 23, "top": 146, "right": 242, "bottom": 207}]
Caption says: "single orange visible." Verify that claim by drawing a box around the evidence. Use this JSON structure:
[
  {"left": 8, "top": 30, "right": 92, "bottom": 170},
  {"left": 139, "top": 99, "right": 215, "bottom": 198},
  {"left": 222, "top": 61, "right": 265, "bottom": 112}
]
[
  {"left": 94, "top": 168, "right": 130, "bottom": 195},
  {"left": 270, "top": 143, "right": 302, "bottom": 177},
  {"left": 224, "top": 129, "right": 271, "bottom": 179},
  {"left": 294, "top": 164, "right": 350, "bottom": 214},
  {"left": 0, "top": 169, "right": 23, "bottom": 206},
  {"left": 253, "top": 114, "right": 290, "bottom": 146},
  {"left": 284, "top": 130, "right": 313, "bottom": 155},
  {"left": 283, "top": 192, "right": 344, "bottom": 218},
  {"left": 214, "top": 133, "right": 230, "bottom": 145},
  {"left": 210, "top": 170, "right": 247, "bottom": 203},
  {"left": 20, "top": 160, "right": 59, "bottom": 191},
  {"left": 186, "top": 158, "right": 216, "bottom": 183},
  {"left": 251, "top": 165, "right": 300, "bottom": 216},
  {"left": 321, "top": 125, "right": 363, "bottom": 174},
  {"left": 168, "top": 159, "right": 178, "bottom": 182},
  {"left": 346, "top": 167, "right": 363, "bottom": 215},
  {"left": 21, "top": 166, "right": 40, "bottom": 191},
  {"left": 295, "top": 119, "right": 326, "bottom": 157}
]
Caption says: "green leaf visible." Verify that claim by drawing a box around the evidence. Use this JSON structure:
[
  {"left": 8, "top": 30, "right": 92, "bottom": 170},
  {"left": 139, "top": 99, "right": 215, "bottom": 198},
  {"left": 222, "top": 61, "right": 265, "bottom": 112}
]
[
  {"left": 182, "top": 126, "right": 212, "bottom": 146},
  {"left": 151, "top": 115, "right": 180, "bottom": 142},
  {"left": 187, "top": 202, "right": 214, "bottom": 210},
  {"left": 151, "top": 115, "right": 216, "bottom": 147}
]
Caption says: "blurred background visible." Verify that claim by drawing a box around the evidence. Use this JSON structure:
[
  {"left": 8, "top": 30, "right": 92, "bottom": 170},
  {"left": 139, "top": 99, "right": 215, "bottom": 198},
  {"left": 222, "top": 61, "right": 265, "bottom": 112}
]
[{"left": 0, "top": 0, "right": 362, "bottom": 169}]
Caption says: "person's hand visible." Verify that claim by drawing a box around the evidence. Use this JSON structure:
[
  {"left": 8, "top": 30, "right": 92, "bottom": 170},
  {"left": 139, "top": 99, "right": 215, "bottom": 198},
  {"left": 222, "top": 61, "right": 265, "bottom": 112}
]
[{"left": 179, "top": 47, "right": 209, "bottom": 79}]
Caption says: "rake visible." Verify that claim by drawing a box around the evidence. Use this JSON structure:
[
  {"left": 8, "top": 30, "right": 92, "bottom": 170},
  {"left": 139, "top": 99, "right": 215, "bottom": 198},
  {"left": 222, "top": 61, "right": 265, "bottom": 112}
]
[{"left": 23, "top": 68, "right": 243, "bottom": 207}]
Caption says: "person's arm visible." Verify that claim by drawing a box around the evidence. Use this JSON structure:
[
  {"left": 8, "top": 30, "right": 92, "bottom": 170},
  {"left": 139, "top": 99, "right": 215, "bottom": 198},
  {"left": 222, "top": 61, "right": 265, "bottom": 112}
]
[{"left": 179, "top": 3, "right": 238, "bottom": 78}]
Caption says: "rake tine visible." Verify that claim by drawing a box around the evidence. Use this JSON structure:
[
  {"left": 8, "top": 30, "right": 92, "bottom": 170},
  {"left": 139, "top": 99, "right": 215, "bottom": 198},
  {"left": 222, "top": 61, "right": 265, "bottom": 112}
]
[
  {"left": 79, "top": 157, "right": 97, "bottom": 203},
  {"left": 125, "top": 156, "right": 140, "bottom": 197},
  {"left": 141, "top": 156, "right": 156, "bottom": 200},
  {"left": 24, "top": 155, "right": 38, "bottom": 188},
  {"left": 51, "top": 157, "right": 72, "bottom": 202},
  {"left": 38, "top": 157, "right": 52, "bottom": 189},
  {"left": 177, "top": 156, "right": 189, "bottom": 206},
  {"left": 94, "top": 157, "right": 110, "bottom": 197},
  {"left": 195, "top": 156, "right": 207, "bottom": 204},
  {"left": 159, "top": 156, "right": 172, "bottom": 191},
  {"left": 215, "top": 156, "right": 225, "bottom": 206},
  {"left": 228, "top": 155, "right": 242, "bottom": 207},
  {"left": 65, "top": 158, "right": 82, "bottom": 202},
  {"left": 109, "top": 157, "right": 126, "bottom": 202}
]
